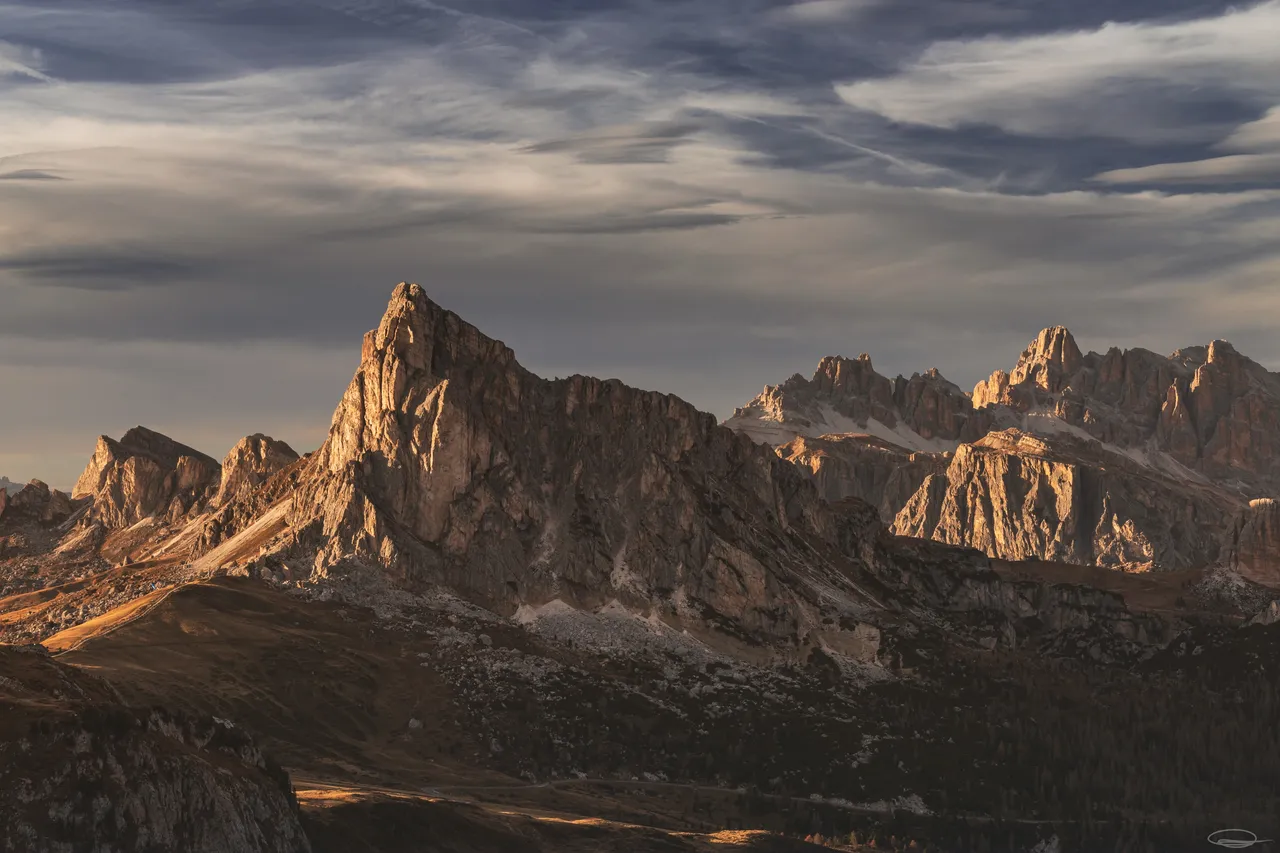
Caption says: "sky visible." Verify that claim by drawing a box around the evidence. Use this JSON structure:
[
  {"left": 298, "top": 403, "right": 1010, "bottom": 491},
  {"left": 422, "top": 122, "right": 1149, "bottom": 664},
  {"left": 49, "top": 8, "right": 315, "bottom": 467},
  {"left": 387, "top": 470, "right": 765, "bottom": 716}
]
[{"left": 3, "top": 0, "right": 1280, "bottom": 488}]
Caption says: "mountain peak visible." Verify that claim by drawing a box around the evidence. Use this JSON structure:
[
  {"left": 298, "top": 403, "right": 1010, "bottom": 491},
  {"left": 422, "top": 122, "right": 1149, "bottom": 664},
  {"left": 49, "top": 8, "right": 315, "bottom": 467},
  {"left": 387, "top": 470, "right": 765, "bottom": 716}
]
[
  {"left": 359, "top": 282, "right": 519, "bottom": 377},
  {"left": 1025, "top": 325, "right": 1081, "bottom": 368}
]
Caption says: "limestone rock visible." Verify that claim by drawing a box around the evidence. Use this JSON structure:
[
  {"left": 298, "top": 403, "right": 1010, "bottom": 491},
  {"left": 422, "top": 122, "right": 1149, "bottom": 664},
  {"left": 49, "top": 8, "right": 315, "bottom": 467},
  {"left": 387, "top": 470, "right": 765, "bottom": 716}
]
[
  {"left": 776, "top": 434, "right": 946, "bottom": 522},
  {"left": 214, "top": 283, "right": 888, "bottom": 644},
  {"left": 975, "top": 329, "right": 1280, "bottom": 493},
  {"left": 3, "top": 480, "right": 77, "bottom": 526},
  {"left": 216, "top": 434, "right": 300, "bottom": 506},
  {"left": 892, "top": 430, "right": 1237, "bottom": 571},
  {"left": 72, "top": 426, "right": 221, "bottom": 529},
  {"left": 724, "top": 356, "right": 992, "bottom": 449},
  {"left": 1222, "top": 498, "right": 1280, "bottom": 586}
]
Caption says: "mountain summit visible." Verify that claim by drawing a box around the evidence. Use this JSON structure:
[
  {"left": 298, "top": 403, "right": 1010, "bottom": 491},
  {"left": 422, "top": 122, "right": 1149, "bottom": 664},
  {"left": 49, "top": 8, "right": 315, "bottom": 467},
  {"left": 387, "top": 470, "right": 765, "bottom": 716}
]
[{"left": 202, "top": 283, "right": 892, "bottom": 649}]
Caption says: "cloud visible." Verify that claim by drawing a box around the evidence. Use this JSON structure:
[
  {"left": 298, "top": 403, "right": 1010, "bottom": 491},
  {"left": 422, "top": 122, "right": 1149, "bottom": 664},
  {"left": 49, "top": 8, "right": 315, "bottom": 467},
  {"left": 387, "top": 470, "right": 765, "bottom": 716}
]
[
  {"left": 775, "top": 0, "right": 881, "bottom": 24},
  {"left": 521, "top": 120, "right": 704, "bottom": 163},
  {"left": 1093, "top": 153, "right": 1280, "bottom": 185},
  {"left": 0, "top": 169, "right": 63, "bottom": 180},
  {"left": 0, "top": 39, "right": 48, "bottom": 81},
  {"left": 1221, "top": 106, "right": 1280, "bottom": 153},
  {"left": 835, "top": 1, "right": 1280, "bottom": 143}
]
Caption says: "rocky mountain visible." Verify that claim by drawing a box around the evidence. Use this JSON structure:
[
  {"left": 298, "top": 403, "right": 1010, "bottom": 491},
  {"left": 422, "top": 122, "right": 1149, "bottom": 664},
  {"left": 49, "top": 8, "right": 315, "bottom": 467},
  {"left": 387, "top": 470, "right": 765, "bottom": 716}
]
[
  {"left": 196, "top": 283, "right": 895, "bottom": 651},
  {"left": 0, "top": 477, "right": 21, "bottom": 496},
  {"left": 728, "top": 326, "right": 1280, "bottom": 575},
  {"left": 73, "top": 427, "right": 222, "bottom": 530},
  {"left": 0, "top": 480, "right": 77, "bottom": 527},
  {"left": 972, "top": 328, "right": 1280, "bottom": 493},
  {"left": 725, "top": 356, "right": 991, "bottom": 450},
  {"left": 894, "top": 430, "right": 1235, "bottom": 571},
  {"left": 215, "top": 435, "right": 300, "bottom": 507}
]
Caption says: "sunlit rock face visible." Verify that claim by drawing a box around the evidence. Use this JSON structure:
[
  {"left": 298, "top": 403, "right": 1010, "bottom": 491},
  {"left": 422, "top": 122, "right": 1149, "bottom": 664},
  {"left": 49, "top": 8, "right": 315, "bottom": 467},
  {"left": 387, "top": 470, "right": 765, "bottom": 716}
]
[
  {"left": 215, "top": 435, "right": 300, "bottom": 507},
  {"left": 892, "top": 430, "right": 1236, "bottom": 572},
  {"left": 72, "top": 427, "right": 222, "bottom": 529},
  {"left": 975, "top": 329, "right": 1280, "bottom": 494},
  {"left": 730, "top": 325, "right": 1280, "bottom": 573}
]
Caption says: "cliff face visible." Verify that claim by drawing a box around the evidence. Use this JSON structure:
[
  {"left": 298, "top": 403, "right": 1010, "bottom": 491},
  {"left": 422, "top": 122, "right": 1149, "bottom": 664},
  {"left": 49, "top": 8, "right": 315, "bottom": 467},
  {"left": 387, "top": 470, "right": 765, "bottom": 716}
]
[
  {"left": 1223, "top": 499, "right": 1280, "bottom": 586},
  {"left": 216, "top": 435, "right": 300, "bottom": 507},
  {"left": 776, "top": 434, "right": 946, "bottom": 522},
  {"left": 0, "top": 480, "right": 76, "bottom": 526},
  {"left": 728, "top": 325, "right": 1280, "bottom": 574},
  {"left": 73, "top": 427, "right": 222, "bottom": 529},
  {"left": 220, "top": 284, "right": 889, "bottom": 644},
  {"left": 974, "top": 330, "right": 1280, "bottom": 493},
  {"left": 892, "top": 430, "right": 1237, "bottom": 571},
  {"left": 0, "top": 645, "right": 309, "bottom": 853}
]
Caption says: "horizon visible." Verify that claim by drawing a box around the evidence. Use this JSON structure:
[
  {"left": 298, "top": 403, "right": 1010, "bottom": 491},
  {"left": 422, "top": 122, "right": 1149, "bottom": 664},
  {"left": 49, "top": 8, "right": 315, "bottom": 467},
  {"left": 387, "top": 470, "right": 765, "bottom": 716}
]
[{"left": 5, "top": 0, "right": 1280, "bottom": 487}]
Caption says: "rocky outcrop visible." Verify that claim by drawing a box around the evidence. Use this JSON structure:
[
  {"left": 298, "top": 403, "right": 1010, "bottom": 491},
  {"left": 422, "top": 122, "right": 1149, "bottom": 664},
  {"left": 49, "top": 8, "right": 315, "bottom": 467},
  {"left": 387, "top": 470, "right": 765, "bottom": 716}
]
[
  {"left": 892, "top": 430, "right": 1238, "bottom": 572},
  {"left": 0, "top": 644, "right": 309, "bottom": 853},
  {"left": 1223, "top": 499, "right": 1280, "bottom": 586},
  {"left": 216, "top": 435, "right": 300, "bottom": 506},
  {"left": 0, "top": 476, "right": 20, "bottom": 496},
  {"left": 776, "top": 434, "right": 946, "bottom": 522},
  {"left": 206, "top": 284, "right": 890, "bottom": 645},
  {"left": 72, "top": 427, "right": 221, "bottom": 529},
  {"left": 0, "top": 480, "right": 77, "bottom": 526},
  {"left": 725, "top": 356, "right": 993, "bottom": 449}
]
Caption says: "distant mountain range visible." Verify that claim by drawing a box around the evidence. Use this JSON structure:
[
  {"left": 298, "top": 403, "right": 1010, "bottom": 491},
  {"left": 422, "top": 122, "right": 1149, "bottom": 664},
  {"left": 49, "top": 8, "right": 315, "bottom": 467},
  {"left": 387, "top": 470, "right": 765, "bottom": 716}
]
[{"left": 725, "top": 325, "right": 1280, "bottom": 581}]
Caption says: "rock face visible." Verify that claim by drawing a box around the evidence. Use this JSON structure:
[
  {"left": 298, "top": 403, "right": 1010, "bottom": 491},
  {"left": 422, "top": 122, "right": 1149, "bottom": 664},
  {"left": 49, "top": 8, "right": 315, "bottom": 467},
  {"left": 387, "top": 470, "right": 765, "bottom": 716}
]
[
  {"left": 73, "top": 427, "right": 221, "bottom": 529},
  {"left": 216, "top": 435, "right": 300, "bottom": 506},
  {"left": 1223, "top": 499, "right": 1280, "bottom": 586},
  {"left": 725, "top": 356, "right": 992, "bottom": 449},
  {"left": 0, "top": 477, "right": 21, "bottom": 496},
  {"left": 0, "top": 644, "right": 309, "bottom": 853},
  {"left": 893, "top": 430, "right": 1236, "bottom": 572},
  {"left": 215, "top": 283, "right": 888, "bottom": 644},
  {"left": 777, "top": 434, "right": 946, "bottom": 522},
  {"left": 973, "top": 329, "right": 1280, "bottom": 493},
  {"left": 0, "top": 480, "right": 77, "bottom": 526},
  {"left": 730, "top": 326, "right": 1280, "bottom": 574}
]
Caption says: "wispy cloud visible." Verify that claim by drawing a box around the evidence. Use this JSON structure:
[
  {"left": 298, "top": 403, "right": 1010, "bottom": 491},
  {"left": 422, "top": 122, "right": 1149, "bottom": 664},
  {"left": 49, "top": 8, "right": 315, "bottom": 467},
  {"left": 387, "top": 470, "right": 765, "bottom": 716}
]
[{"left": 836, "top": 1, "right": 1280, "bottom": 143}]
